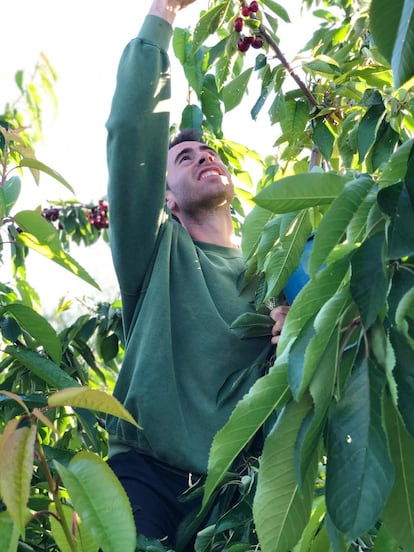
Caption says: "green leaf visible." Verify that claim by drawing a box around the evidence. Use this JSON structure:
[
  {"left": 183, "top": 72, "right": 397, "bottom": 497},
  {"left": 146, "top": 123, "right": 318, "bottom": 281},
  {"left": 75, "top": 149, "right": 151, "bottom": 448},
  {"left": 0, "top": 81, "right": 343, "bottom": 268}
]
[
  {"left": 350, "top": 233, "right": 388, "bottom": 329},
  {"left": 312, "top": 120, "right": 334, "bottom": 161},
  {"left": 0, "top": 418, "right": 36, "bottom": 536},
  {"left": 280, "top": 100, "right": 309, "bottom": 142},
  {"left": 262, "top": 0, "right": 291, "bottom": 23},
  {"left": 48, "top": 387, "right": 140, "bottom": 428},
  {"left": 378, "top": 181, "right": 414, "bottom": 258},
  {"left": 1, "top": 303, "right": 61, "bottom": 364},
  {"left": 230, "top": 312, "right": 273, "bottom": 338},
  {"left": 383, "top": 397, "right": 414, "bottom": 549},
  {"left": 222, "top": 68, "right": 253, "bottom": 112},
  {"left": 391, "top": 0, "right": 414, "bottom": 88},
  {"left": 309, "top": 175, "right": 374, "bottom": 275},
  {"left": 264, "top": 210, "right": 312, "bottom": 299},
  {"left": 390, "top": 327, "right": 414, "bottom": 436},
  {"left": 326, "top": 358, "right": 394, "bottom": 540},
  {"left": 49, "top": 502, "right": 98, "bottom": 552},
  {"left": 180, "top": 104, "right": 203, "bottom": 133},
  {"left": 254, "top": 173, "right": 350, "bottom": 214},
  {"left": 357, "top": 102, "right": 385, "bottom": 163},
  {"left": 295, "top": 330, "right": 339, "bottom": 490},
  {"left": 3, "top": 176, "right": 21, "bottom": 216},
  {"left": 200, "top": 74, "right": 223, "bottom": 136},
  {"left": 0, "top": 511, "right": 19, "bottom": 552},
  {"left": 370, "top": 0, "right": 404, "bottom": 62},
  {"left": 54, "top": 451, "right": 136, "bottom": 552},
  {"left": 241, "top": 206, "right": 274, "bottom": 262},
  {"left": 18, "top": 157, "right": 74, "bottom": 193},
  {"left": 253, "top": 395, "right": 317, "bottom": 552},
  {"left": 275, "top": 255, "right": 350, "bottom": 359},
  {"left": 192, "top": 2, "right": 230, "bottom": 53},
  {"left": 289, "top": 286, "right": 351, "bottom": 400},
  {"left": 379, "top": 139, "right": 414, "bottom": 188},
  {"left": 370, "top": 121, "right": 399, "bottom": 171},
  {"left": 14, "top": 210, "right": 100, "bottom": 290},
  {"left": 202, "top": 367, "right": 291, "bottom": 510},
  {"left": 5, "top": 346, "right": 79, "bottom": 389}
]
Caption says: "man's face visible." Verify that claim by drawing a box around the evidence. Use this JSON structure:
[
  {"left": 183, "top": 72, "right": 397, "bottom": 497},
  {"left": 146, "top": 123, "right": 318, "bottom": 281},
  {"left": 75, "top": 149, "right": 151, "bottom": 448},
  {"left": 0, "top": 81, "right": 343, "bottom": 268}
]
[{"left": 166, "top": 141, "right": 234, "bottom": 216}]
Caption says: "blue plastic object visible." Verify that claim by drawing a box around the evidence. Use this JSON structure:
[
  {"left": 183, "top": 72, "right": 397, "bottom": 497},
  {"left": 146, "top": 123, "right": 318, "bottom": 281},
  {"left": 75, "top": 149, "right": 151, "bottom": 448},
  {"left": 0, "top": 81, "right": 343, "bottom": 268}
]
[{"left": 283, "top": 235, "right": 314, "bottom": 304}]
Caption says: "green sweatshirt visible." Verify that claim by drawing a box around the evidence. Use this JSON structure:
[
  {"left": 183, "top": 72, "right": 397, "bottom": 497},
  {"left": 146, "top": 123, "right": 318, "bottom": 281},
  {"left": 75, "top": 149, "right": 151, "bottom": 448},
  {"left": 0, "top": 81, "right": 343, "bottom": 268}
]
[{"left": 105, "top": 15, "right": 272, "bottom": 475}]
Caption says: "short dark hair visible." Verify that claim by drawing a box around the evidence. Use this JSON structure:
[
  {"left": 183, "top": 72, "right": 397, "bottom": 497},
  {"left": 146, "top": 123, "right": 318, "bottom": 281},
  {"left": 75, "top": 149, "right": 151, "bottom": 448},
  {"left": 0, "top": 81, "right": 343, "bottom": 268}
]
[{"left": 169, "top": 128, "right": 204, "bottom": 149}]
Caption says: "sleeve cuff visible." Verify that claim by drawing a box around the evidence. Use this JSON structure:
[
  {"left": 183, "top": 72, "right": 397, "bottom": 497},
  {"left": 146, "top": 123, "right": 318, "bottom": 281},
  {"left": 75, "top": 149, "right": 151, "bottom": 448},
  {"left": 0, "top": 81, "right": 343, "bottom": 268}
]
[{"left": 138, "top": 15, "right": 173, "bottom": 52}]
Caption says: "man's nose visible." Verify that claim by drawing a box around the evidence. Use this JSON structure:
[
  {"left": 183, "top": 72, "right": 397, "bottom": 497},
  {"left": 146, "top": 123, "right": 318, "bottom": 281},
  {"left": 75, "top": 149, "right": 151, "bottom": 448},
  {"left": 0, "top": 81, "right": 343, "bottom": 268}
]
[{"left": 198, "top": 152, "right": 214, "bottom": 164}]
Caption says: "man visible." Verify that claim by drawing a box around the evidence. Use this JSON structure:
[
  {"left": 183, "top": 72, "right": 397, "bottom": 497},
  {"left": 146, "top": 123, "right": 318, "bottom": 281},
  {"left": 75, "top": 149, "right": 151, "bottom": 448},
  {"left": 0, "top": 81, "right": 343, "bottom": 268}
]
[{"left": 105, "top": 0, "right": 288, "bottom": 548}]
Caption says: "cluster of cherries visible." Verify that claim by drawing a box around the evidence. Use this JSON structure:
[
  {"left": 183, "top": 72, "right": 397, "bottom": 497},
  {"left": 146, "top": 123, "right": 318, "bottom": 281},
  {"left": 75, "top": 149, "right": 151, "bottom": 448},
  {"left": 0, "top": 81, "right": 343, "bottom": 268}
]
[
  {"left": 87, "top": 200, "right": 109, "bottom": 230},
  {"left": 234, "top": 1, "right": 264, "bottom": 53},
  {"left": 41, "top": 199, "right": 109, "bottom": 231}
]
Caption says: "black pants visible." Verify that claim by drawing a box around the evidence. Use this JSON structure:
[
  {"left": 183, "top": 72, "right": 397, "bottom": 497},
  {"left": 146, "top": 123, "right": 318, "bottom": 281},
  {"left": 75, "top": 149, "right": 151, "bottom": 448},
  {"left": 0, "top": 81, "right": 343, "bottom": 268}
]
[{"left": 107, "top": 450, "right": 203, "bottom": 550}]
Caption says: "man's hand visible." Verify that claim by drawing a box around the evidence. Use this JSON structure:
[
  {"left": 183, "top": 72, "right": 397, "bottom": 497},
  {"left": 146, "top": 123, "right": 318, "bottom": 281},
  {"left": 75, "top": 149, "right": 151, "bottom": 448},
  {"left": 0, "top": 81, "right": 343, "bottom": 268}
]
[
  {"left": 149, "top": 0, "right": 198, "bottom": 24},
  {"left": 269, "top": 306, "right": 290, "bottom": 345}
]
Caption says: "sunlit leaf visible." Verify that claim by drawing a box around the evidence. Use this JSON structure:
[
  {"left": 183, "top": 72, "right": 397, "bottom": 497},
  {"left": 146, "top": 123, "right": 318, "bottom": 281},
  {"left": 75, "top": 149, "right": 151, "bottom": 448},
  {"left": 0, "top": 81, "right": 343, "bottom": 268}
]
[
  {"left": 54, "top": 451, "right": 136, "bottom": 552},
  {"left": 48, "top": 387, "right": 140, "bottom": 428},
  {"left": 0, "top": 419, "right": 36, "bottom": 536},
  {"left": 254, "top": 173, "right": 350, "bottom": 214},
  {"left": 19, "top": 157, "right": 74, "bottom": 193}
]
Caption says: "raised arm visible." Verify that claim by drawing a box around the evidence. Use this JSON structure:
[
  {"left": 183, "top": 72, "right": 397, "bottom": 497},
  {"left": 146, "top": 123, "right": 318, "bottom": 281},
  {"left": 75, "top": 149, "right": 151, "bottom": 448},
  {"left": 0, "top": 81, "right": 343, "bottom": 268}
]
[{"left": 106, "top": 0, "right": 197, "bottom": 302}]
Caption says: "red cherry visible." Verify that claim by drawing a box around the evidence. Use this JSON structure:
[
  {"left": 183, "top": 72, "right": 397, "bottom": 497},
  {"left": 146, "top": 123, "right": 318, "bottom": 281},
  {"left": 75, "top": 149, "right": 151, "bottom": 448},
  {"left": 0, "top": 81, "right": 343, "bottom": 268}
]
[
  {"left": 237, "top": 36, "right": 250, "bottom": 52},
  {"left": 249, "top": 1, "right": 259, "bottom": 12},
  {"left": 241, "top": 5, "right": 250, "bottom": 17},
  {"left": 252, "top": 35, "right": 263, "bottom": 49},
  {"left": 234, "top": 16, "right": 243, "bottom": 32}
]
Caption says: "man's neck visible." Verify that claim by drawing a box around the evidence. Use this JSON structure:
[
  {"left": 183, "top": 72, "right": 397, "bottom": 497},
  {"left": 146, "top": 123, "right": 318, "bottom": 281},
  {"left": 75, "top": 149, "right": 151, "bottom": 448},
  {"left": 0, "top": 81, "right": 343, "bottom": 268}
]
[{"left": 179, "top": 211, "right": 239, "bottom": 248}]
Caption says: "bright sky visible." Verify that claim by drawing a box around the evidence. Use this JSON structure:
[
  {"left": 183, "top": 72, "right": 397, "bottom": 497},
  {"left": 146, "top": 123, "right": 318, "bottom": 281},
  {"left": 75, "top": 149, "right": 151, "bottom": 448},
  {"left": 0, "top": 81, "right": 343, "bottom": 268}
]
[{"left": 1, "top": 0, "right": 312, "bottom": 314}]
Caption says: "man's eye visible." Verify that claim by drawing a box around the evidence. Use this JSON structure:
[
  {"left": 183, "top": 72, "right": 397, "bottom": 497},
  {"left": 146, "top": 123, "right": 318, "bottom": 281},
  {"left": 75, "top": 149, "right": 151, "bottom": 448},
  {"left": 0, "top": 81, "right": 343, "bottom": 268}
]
[{"left": 180, "top": 155, "right": 191, "bottom": 163}]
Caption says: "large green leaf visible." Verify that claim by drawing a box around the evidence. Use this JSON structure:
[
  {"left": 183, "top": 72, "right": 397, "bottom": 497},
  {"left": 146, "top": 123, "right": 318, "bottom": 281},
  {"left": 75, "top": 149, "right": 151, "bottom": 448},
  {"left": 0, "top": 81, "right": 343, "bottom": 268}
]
[
  {"left": 370, "top": 0, "right": 404, "bottom": 62},
  {"left": 350, "top": 233, "right": 388, "bottom": 329},
  {"left": 54, "top": 451, "right": 136, "bottom": 552},
  {"left": 192, "top": 1, "right": 231, "bottom": 53},
  {"left": 19, "top": 158, "right": 74, "bottom": 193},
  {"left": 275, "top": 255, "right": 350, "bottom": 359},
  {"left": 326, "top": 358, "right": 394, "bottom": 540},
  {"left": 383, "top": 397, "right": 414, "bottom": 549},
  {"left": 370, "top": 0, "right": 414, "bottom": 88},
  {"left": 0, "top": 419, "right": 36, "bottom": 536},
  {"left": 356, "top": 102, "right": 385, "bottom": 164},
  {"left": 390, "top": 327, "right": 414, "bottom": 436},
  {"left": 0, "top": 511, "right": 19, "bottom": 552},
  {"left": 49, "top": 502, "right": 98, "bottom": 552},
  {"left": 295, "top": 330, "right": 339, "bottom": 489},
  {"left": 378, "top": 181, "right": 414, "bottom": 258},
  {"left": 264, "top": 210, "right": 312, "bottom": 299},
  {"left": 3, "top": 176, "right": 21, "bottom": 216},
  {"left": 241, "top": 205, "right": 274, "bottom": 262},
  {"left": 5, "top": 346, "right": 79, "bottom": 389},
  {"left": 14, "top": 210, "right": 100, "bottom": 290},
  {"left": 289, "top": 286, "right": 351, "bottom": 400},
  {"left": 202, "top": 367, "right": 291, "bottom": 509},
  {"left": 280, "top": 99, "right": 309, "bottom": 142},
  {"left": 309, "top": 175, "right": 374, "bottom": 275},
  {"left": 253, "top": 395, "right": 317, "bottom": 552},
  {"left": 222, "top": 68, "right": 253, "bottom": 112},
  {"left": 48, "top": 387, "right": 140, "bottom": 428},
  {"left": 254, "top": 173, "right": 350, "bottom": 214},
  {"left": 1, "top": 303, "right": 61, "bottom": 364}
]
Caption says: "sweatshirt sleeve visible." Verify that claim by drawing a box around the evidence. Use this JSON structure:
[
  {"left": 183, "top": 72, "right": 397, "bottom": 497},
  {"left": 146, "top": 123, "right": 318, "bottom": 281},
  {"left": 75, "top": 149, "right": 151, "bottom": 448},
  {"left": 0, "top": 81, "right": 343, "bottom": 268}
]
[{"left": 106, "top": 15, "right": 173, "bottom": 296}]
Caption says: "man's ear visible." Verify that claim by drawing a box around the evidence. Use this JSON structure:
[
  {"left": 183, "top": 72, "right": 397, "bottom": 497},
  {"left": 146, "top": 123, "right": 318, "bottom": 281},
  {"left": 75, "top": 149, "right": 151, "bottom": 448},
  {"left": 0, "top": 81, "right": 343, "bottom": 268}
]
[{"left": 165, "top": 189, "right": 177, "bottom": 212}]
